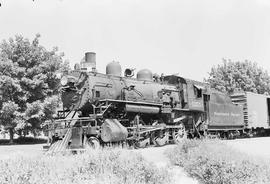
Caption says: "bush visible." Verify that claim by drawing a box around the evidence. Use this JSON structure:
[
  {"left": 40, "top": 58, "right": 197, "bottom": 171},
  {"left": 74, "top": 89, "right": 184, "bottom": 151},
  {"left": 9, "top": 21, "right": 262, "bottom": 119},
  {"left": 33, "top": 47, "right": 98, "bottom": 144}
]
[
  {"left": 0, "top": 137, "right": 47, "bottom": 145},
  {"left": 0, "top": 148, "right": 171, "bottom": 184},
  {"left": 15, "top": 137, "right": 47, "bottom": 144},
  {"left": 167, "top": 139, "right": 270, "bottom": 184}
]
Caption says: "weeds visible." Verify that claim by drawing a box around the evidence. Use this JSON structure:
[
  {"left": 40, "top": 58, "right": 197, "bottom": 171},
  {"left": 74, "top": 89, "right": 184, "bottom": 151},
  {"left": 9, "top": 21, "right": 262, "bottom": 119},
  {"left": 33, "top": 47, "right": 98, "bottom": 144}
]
[
  {"left": 0, "top": 147, "right": 170, "bottom": 184},
  {"left": 167, "top": 139, "right": 270, "bottom": 184}
]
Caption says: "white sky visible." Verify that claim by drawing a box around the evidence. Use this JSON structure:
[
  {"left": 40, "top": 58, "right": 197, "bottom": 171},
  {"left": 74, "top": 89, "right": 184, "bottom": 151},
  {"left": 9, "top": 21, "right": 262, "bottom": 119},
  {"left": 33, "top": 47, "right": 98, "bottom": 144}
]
[{"left": 1, "top": 0, "right": 270, "bottom": 81}]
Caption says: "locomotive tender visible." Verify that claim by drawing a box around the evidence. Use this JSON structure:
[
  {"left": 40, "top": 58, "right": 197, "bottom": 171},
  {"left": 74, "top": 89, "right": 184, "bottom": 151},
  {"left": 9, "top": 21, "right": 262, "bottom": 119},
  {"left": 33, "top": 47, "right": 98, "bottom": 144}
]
[{"left": 44, "top": 52, "right": 244, "bottom": 152}]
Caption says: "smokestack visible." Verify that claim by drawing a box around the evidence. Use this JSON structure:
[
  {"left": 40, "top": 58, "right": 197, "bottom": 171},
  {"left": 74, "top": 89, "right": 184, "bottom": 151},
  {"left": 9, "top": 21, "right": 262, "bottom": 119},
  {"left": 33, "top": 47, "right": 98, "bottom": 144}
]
[{"left": 81, "top": 52, "right": 96, "bottom": 71}]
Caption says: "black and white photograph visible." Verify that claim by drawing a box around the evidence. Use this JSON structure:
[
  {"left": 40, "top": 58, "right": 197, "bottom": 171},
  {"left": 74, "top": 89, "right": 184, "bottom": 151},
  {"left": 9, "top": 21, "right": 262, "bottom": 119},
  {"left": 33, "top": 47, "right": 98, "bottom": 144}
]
[{"left": 1, "top": 0, "right": 270, "bottom": 183}]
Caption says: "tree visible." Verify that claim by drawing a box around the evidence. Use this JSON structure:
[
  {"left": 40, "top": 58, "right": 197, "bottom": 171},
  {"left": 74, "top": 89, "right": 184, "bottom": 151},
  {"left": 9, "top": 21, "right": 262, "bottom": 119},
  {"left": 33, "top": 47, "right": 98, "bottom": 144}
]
[
  {"left": 206, "top": 59, "right": 270, "bottom": 94},
  {"left": 24, "top": 101, "right": 44, "bottom": 137},
  {"left": 0, "top": 101, "right": 19, "bottom": 143},
  {"left": 0, "top": 34, "right": 69, "bottom": 142}
]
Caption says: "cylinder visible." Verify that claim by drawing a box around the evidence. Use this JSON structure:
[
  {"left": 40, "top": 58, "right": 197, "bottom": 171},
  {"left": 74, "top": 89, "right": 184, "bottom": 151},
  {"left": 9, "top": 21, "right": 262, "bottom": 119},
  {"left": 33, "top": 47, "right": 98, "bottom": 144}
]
[{"left": 101, "top": 119, "right": 128, "bottom": 142}]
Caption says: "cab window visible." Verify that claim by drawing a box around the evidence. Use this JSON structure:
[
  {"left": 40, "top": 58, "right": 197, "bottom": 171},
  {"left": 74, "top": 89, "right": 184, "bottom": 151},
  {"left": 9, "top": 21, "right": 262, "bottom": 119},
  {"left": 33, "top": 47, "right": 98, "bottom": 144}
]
[{"left": 194, "top": 85, "right": 202, "bottom": 98}]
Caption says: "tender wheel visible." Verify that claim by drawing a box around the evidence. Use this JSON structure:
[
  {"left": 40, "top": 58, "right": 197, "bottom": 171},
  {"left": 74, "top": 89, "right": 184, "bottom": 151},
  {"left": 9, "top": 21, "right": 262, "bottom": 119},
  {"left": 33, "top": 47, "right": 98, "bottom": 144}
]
[
  {"left": 85, "top": 137, "right": 100, "bottom": 149},
  {"left": 172, "top": 123, "right": 187, "bottom": 144}
]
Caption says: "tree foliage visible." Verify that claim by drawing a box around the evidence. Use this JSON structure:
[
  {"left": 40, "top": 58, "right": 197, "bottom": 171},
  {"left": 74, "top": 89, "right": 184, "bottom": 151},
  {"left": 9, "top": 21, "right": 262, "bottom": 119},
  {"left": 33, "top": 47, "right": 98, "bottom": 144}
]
[
  {"left": 206, "top": 59, "right": 270, "bottom": 94},
  {"left": 0, "top": 34, "right": 69, "bottom": 142},
  {"left": 0, "top": 101, "right": 19, "bottom": 143},
  {"left": 43, "top": 96, "right": 61, "bottom": 122}
]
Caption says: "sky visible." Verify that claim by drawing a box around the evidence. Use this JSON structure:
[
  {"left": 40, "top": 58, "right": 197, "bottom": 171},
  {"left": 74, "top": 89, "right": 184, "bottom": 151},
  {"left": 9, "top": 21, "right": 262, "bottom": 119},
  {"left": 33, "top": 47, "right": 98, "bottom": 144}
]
[{"left": 0, "top": 0, "right": 270, "bottom": 81}]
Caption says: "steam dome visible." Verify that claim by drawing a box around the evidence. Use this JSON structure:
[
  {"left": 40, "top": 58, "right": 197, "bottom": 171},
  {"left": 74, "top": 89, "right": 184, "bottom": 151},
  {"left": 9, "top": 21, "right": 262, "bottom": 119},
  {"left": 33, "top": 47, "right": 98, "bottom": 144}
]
[
  {"left": 137, "top": 69, "right": 153, "bottom": 81},
  {"left": 106, "top": 61, "right": 122, "bottom": 76}
]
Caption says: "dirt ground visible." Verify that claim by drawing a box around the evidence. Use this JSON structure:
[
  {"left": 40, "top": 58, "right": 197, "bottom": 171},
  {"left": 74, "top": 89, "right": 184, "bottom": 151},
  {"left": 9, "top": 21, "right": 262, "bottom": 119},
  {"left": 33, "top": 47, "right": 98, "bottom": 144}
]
[
  {"left": 1, "top": 137, "right": 270, "bottom": 184},
  {"left": 225, "top": 137, "right": 270, "bottom": 160},
  {"left": 137, "top": 145, "right": 198, "bottom": 184},
  {"left": 0, "top": 144, "right": 46, "bottom": 160}
]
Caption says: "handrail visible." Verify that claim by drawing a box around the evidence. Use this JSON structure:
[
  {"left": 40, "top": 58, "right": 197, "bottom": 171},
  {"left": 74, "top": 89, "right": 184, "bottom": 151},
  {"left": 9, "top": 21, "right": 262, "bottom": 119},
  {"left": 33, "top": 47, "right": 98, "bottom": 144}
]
[{"left": 54, "top": 117, "right": 100, "bottom": 122}]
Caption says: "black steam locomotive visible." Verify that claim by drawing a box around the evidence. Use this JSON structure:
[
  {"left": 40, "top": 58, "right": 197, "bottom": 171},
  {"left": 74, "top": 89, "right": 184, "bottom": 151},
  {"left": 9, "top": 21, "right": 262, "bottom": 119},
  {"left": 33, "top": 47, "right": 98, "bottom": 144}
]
[{"left": 44, "top": 52, "right": 244, "bottom": 152}]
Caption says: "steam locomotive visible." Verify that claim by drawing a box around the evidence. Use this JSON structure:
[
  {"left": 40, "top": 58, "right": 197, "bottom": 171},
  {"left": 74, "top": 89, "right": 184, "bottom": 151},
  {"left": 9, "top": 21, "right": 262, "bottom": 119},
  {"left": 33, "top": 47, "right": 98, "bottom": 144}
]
[{"left": 44, "top": 52, "right": 245, "bottom": 152}]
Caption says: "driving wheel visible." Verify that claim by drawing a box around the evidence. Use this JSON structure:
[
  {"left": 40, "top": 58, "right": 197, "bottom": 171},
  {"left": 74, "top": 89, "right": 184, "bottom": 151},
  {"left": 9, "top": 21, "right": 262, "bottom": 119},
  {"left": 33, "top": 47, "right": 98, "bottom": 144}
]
[{"left": 172, "top": 123, "right": 187, "bottom": 144}]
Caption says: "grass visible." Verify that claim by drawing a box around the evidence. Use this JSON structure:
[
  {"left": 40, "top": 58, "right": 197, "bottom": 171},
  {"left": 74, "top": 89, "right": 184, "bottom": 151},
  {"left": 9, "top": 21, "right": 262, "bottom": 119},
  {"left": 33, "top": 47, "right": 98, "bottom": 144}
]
[
  {"left": 167, "top": 138, "right": 270, "bottom": 184},
  {"left": 0, "top": 147, "right": 171, "bottom": 184}
]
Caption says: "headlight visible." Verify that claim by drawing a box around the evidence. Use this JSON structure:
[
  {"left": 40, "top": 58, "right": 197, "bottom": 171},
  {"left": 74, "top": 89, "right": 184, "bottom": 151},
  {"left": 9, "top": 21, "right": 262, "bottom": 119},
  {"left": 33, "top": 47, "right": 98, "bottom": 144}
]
[{"left": 60, "top": 76, "right": 68, "bottom": 86}]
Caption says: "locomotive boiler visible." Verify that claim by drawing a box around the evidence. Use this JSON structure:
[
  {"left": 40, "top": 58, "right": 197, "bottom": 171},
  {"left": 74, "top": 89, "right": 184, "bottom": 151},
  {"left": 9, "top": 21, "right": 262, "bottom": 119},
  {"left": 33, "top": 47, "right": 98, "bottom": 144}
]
[{"left": 44, "top": 52, "right": 244, "bottom": 152}]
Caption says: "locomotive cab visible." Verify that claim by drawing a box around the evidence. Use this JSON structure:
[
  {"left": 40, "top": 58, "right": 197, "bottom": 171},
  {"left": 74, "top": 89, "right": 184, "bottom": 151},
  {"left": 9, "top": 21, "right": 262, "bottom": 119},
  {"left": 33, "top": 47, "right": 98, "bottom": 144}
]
[{"left": 163, "top": 75, "right": 206, "bottom": 111}]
